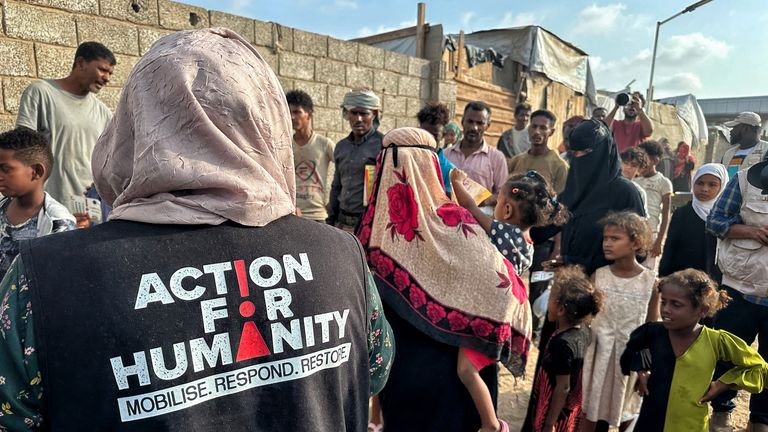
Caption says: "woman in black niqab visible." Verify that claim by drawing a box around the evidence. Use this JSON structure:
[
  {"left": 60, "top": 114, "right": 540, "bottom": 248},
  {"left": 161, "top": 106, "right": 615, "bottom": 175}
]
[{"left": 558, "top": 118, "right": 646, "bottom": 274}]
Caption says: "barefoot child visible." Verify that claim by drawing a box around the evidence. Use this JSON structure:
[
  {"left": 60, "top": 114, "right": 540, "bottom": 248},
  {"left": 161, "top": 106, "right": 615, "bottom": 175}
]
[
  {"left": 451, "top": 169, "right": 568, "bottom": 432},
  {"left": 524, "top": 266, "right": 604, "bottom": 432},
  {"left": 581, "top": 211, "right": 659, "bottom": 431},
  {"left": 621, "top": 269, "right": 768, "bottom": 431}
]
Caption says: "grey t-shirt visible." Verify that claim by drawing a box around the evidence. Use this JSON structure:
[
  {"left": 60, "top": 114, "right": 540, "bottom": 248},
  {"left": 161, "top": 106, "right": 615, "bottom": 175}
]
[{"left": 15, "top": 80, "right": 112, "bottom": 211}]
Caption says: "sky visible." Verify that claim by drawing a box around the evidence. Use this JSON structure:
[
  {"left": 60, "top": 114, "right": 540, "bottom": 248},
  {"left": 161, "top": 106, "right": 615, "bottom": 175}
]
[{"left": 186, "top": 0, "right": 768, "bottom": 100}]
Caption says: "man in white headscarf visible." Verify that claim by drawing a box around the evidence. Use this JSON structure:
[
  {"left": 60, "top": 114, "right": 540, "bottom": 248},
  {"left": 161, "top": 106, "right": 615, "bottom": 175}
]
[
  {"left": 326, "top": 88, "right": 384, "bottom": 231},
  {"left": 0, "top": 28, "right": 392, "bottom": 432}
]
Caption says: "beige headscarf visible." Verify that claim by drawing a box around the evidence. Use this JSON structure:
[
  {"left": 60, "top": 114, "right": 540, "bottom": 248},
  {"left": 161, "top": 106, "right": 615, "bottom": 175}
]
[{"left": 93, "top": 28, "right": 295, "bottom": 226}]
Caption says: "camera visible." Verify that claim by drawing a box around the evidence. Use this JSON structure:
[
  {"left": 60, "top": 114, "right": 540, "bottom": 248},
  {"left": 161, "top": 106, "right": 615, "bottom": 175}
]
[{"left": 615, "top": 93, "right": 631, "bottom": 106}]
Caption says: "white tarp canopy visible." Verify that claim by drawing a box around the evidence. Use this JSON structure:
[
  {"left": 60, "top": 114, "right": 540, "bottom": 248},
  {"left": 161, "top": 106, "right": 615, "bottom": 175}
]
[{"left": 657, "top": 94, "right": 709, "bottom": 148}]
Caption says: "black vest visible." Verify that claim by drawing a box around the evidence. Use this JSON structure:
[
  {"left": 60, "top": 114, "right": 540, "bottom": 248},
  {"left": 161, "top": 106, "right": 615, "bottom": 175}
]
[{"left": 21, "top": 216, "right": 369, "bottom": 431}]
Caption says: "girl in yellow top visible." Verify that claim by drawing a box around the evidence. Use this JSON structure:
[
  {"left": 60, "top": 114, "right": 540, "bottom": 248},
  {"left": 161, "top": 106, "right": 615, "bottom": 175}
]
[{"left": 621, "top": 269, "right": 768, "bottom": 431}]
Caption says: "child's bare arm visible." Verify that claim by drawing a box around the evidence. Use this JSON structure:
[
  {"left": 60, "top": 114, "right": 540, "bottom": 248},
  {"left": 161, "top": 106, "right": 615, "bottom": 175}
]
[
  {"left": 450, "top": 169, "right": 493, "bottom": 232},
  {"left": 645, "top": 281, "right": 660, "bottom": 322},
  {"left": 543, "top": 374, "right": 570, "bottom": 431},
  {"left": 652, "top": 193, "right": 672, "bottom": 257}
]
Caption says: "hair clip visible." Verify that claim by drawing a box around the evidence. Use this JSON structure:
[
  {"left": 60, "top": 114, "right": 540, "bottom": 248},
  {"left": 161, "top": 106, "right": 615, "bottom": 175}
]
[{"left": 526, "top": 170, "right": 545, "bottom": 182}]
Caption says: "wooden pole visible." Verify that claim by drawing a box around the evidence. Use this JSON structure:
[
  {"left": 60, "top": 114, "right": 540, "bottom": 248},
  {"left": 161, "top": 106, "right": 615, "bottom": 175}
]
[
  {"left": 415, "top": 2, "right": 426, "bottom": 58},
  {"left": 456, "top": 30, "right": 465, "bottom": 78}
]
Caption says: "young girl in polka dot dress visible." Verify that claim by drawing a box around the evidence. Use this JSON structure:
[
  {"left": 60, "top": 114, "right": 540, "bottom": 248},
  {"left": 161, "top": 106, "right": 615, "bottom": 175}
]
[{"left": 451, "top": 169, "right": 569, "bottom": 432}]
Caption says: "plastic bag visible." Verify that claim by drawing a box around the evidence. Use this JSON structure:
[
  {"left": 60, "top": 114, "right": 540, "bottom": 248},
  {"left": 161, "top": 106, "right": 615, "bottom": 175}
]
[{"left": 532, "top": 286, "right": 551, "bottom": 318}]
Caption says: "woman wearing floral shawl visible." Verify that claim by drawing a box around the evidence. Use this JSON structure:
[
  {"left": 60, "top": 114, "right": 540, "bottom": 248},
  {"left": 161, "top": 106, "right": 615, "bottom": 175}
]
[{"left": 358, "top": 127, "right": 531, "bottom": 431}]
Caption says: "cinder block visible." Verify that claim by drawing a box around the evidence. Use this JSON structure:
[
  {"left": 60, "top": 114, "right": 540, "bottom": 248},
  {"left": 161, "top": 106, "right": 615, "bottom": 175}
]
[
  {"left": 34, "top": 43, "right": 76, "bottom": 79},
  {"left": 95, "top": 86, "right": 122, "bottom": 112},
  {"left": 345, "top": 65, "right": 372, "bottom": 89},
  {"left": 253, "top": 21, "right": 292, "bottom": 51},
  {"left": 406, "top": 97, "right": 423, "bottom": 117},
  {"left": 437, "top": 80, "right": 457, "bottom": 104},
  {"left": 293, "top": 80, "right": 327, "bottom": 107},
  {"left": 158, "top": 0, "right": 209, "bottom": 30},
  {"left": 108, "top": 54, "right": 140, "bottom": 87},
  {"left": 312, "top": 106, "right": 342, "bottom": 132},
  {"left": 138, "top": 28, "right": 175, "bottom": 55},
  {"left": 327, "top": 85, "right": 350, "bottom": 108},
  {"left": 384, "top": 95, "right": 406, "bottom": 116},
  {"left": 100, "top": 0, "right": 159, "bottom": 25},
  {"left": 293, "top": 29, "right": 327, "bottom": 57},
  {"left": 279, "top": 52, "right": 314, "bottom": 81},
  {"left": 396, "top": 116, "right": 418, "bottom": 129},
  {"left": 326, "top": 131, "right": 347, "bottom": 143},
  {"left": 420, "top": 79, "right": 431, "bottom": 100},
  {"left": 398, "top": 75, "right": 420, "bottom": 98},
  {"left": 77, "top": 16, "right": 139, "bottom": 56},
  {"left": 210, "top": 11, "right": 254, "bottom": 43},
  {"left": 385, "top": 51, "right": 409, "bottom": 74},
  {"left": 314, "top": 58, "right": 346, "bottom": 86},
  {"left": 357, "top": 44, "right": 385, "bottom": 69},
  {"left": 373, "top": 70, "right": 398, "bottom": 95},
  {"left": 408, "top": 57, "right": 431, "bottom": 78},
  {"left": 4, "top": 2, "right": 77, "bottom": 47},
  {"left": 328, "top": 38, "right": 357, "bottom": 63},
  {"left": 378, "top": 114, "right": 395, "bottom": 134},
  {"left": 0, "top": 39, "right": 36, "bottom": 77},
  {"left": 2, "top": 77, "right": 36, "bottom": 114},
  {"left": 0, "top": 115, "right": 15, "bottom": 132},
  {"left": 253, "top": 46, "right": 278, "bottom": 73},
  {"left": 19, "top": 0, "right": 98, "bottom": 14},
  {"left": 277, "top": 77, "right": 293, "bottom": 92},
  {"left": 253, "top": 20, "right": 272, "bottom": 47}
]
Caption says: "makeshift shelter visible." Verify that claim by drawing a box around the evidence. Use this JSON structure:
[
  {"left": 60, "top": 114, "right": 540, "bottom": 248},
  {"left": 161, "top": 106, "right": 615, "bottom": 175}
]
[{"left": 364, "top": 26, "right": 597, "bottom": 148}]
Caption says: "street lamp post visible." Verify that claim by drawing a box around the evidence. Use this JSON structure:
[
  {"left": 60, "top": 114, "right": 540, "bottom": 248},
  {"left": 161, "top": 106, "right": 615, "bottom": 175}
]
[{"left": 647, "top": 0, "right": 714, "bottom": 104}]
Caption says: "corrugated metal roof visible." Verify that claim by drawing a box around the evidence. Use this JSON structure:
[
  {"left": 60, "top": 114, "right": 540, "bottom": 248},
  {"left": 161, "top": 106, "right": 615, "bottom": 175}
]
[{"left": 698, "top": 96, "right": 768, "bottom": 116}]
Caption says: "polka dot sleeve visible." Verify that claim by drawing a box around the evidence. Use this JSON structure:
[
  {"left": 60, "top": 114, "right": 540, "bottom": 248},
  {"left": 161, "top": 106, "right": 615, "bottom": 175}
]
[{"left": 489, "top": 220, "right": 534, "bottom": 275}]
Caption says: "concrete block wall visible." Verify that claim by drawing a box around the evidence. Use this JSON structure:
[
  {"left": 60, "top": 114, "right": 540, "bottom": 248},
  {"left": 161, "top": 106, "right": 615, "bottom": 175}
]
[{"left": 0, "top": 0, "right": 457, "bottom": 143}]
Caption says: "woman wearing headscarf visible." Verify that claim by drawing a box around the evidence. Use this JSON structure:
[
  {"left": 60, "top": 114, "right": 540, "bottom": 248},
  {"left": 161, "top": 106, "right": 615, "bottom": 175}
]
[
  {"left": 0, "top": 28, "right": 393, "bottom": 432},
  {"left": 443, "top": 121, "right": 462, "bottom": 148},
  {"left": 357, "top": 127, "right": 531, "bottom": 432},
  {"left": 555, "top": 118, "right": 647, "bottom": 275},
  {"left": 659, "top": 163, "right": 728, "bottom": 281},
  {"left": 672, "top": 141, "right": 696, "bottom": 192}
]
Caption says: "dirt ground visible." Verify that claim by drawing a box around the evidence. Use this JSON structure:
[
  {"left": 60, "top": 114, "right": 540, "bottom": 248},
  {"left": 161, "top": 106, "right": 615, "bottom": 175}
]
[{"left": 498, "top": 345, "right": 752, "bottom": 431}]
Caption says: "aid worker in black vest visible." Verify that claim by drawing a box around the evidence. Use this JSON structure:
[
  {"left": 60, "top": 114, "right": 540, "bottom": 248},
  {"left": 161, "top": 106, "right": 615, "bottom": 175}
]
[{"left": 0, "top": 28, "right": 393, "bottom": 432}]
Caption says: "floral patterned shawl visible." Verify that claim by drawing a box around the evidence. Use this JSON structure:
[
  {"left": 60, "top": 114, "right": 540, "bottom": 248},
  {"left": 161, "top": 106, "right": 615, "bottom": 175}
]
[{"left": 357, "top": 127, "right": 531, "bottom": 375}]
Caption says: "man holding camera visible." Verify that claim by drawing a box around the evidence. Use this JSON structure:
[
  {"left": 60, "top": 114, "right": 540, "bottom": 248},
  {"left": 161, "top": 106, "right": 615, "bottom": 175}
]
[{"left": 606, "top": 91, "right": 654, "bottom": 153}]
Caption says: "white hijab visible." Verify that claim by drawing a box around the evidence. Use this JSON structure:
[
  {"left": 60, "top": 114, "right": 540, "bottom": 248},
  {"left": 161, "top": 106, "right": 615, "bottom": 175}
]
[{"left": 691, "top": 163, "right": 729, "bottom": 221}]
